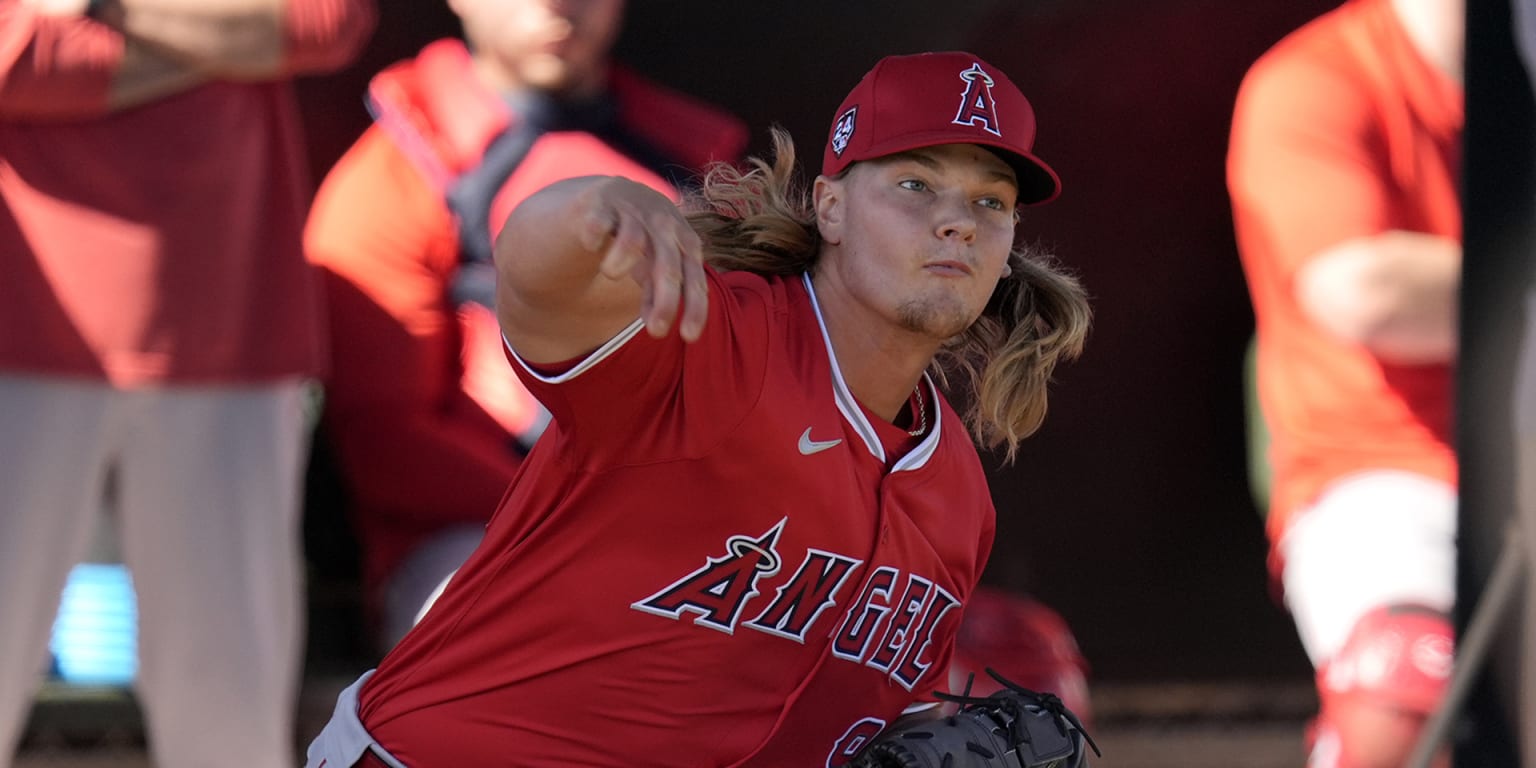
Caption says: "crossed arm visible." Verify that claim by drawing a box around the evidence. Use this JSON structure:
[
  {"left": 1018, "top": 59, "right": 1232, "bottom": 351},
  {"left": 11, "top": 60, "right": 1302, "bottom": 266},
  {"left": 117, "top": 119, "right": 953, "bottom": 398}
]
[
  {"left": 1296, "top": 230, "right": 1460, "bottom": 365},
  {"left": 1228, "top": 54, "right": 1461, "bottom": 366},
  {"left": 2, "top": 0, "right": 373, "bottom": 116}
]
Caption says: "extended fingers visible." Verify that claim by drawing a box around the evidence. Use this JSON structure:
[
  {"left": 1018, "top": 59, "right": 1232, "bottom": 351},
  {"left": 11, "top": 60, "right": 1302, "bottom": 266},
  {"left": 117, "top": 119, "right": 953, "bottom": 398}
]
[
  {"left": 675, "top": 226, "right": 709, "bottom": 342},
  {"left": 583, "top": 179, "right": 708, "bottom": 341},
  {"left": 597, "top": 201, "right": 646, "bottom": 279},
  {"left": 642, "top": 210, "right": 687, "bottom": 337}
]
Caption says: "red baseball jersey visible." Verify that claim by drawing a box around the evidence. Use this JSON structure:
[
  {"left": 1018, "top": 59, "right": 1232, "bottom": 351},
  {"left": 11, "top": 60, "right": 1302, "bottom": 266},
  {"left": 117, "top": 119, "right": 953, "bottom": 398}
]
[{"left": 356, "top": 270, "right": 997, "bottom": 767}]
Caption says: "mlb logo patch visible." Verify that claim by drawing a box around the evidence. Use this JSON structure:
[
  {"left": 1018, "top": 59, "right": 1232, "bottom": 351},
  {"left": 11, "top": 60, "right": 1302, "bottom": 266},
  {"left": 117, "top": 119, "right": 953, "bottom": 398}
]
[{"left": 831, "top": 106, "right": 858, "bottom": 157}]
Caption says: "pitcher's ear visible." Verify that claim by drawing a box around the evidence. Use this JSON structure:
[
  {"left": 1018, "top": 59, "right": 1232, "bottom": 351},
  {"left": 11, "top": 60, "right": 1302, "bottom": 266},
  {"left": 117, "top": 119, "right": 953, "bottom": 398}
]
[{"left": 813, "top": 175, "right": 845, "bottom": 245}]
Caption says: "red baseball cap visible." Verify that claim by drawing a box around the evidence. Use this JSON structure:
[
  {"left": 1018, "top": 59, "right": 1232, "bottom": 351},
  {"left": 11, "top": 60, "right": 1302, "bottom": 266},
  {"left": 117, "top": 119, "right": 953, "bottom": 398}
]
[{"left": 822, "top": 51, "right": 1061, "bottom": 205}]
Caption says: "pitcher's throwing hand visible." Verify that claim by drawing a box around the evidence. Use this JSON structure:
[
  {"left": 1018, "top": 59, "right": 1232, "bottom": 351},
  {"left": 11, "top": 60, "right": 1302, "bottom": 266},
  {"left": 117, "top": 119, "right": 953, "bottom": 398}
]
[{"left": 579, "top": 177, "right": 710, "bottom": 342}]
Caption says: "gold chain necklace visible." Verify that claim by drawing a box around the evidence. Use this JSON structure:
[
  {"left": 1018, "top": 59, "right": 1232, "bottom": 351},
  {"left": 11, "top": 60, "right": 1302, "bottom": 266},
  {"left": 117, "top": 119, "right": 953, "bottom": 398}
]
[{"left": 907, "top": 384, "right": 928, "bottom": 437}]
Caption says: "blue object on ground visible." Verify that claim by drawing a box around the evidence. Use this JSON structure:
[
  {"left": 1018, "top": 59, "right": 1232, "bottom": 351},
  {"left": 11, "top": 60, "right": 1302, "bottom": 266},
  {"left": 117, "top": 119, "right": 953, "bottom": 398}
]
[{"left": 48, "top": 563, "right": 138, "bottom": 686}]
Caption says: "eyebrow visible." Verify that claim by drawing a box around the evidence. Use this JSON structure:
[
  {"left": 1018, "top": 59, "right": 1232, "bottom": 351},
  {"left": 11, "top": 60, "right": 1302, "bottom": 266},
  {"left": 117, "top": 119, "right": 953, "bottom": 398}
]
[{"left": 894, "top": 149, "right": 1018, "bottom": 188}]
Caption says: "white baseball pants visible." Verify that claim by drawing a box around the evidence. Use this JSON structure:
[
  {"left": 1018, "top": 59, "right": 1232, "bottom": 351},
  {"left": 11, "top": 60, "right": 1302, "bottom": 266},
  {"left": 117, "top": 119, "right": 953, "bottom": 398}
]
[
  {"left": 0, "top": 374, "right": 309, "bottom": 768},
  {"left": 1279, "top": 469, "right": 1458, "bottom": 666}
]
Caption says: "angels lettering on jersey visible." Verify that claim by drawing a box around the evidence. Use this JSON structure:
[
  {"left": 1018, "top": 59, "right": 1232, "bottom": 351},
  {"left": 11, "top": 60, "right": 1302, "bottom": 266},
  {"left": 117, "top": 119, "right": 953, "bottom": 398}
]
[{"left": 632, "top": 518, "right": 960, "bottom": 691}]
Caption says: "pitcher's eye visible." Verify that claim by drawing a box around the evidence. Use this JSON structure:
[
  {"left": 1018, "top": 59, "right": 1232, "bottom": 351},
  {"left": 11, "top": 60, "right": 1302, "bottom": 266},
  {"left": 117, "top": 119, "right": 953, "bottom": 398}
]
[{"left": 898, "top": 179, "right": 928, "bottom": 192}]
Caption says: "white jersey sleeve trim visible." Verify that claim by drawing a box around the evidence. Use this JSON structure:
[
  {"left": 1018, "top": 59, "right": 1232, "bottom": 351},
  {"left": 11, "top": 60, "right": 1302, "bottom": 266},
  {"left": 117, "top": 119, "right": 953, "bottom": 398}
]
[{"left": 502, "top": 318, "right": 647, "bottom": 384}]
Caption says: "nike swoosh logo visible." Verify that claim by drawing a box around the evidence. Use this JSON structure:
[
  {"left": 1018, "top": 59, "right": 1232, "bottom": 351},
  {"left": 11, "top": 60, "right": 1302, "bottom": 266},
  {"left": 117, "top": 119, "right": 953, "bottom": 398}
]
[{"left": 798, "top": 428, "right": 842, "bottom": 455}]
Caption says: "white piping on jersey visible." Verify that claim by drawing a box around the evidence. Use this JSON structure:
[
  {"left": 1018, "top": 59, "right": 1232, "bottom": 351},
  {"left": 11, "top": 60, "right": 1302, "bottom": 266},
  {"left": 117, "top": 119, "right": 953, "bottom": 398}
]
[
  {"left": 502, "top": 318, "right": 646, "bottom": 383},
  {"left": 502, "top": 280, "right": 943, "bottom": 471},
  {"left": 801, "top": 273, "right": 940, "bottom": 472}
]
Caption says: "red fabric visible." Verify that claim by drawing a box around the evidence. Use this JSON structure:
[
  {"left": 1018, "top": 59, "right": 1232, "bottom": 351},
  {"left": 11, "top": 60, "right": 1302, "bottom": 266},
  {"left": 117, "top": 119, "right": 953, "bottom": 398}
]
[
  {"left": 609, "top": 65, "right": 751, "bottom": 175},
  {"left": 357, "top": 272, "right": 994, "bottom": 767},
  {"left": 1311, "top": 606, "right": 1453, "bottom": 767},
  {"left": 306, "top": 126, "right": 523, "bottom": 599},
  {"left": 0, "top": 0, "right": 374, "bottom": 119},
  {"left": 1227, "top": 0, "right": 1461, "bottom": 554},
  {"left": 0, "top": 0, "right": 373, "bottom": 384},
  {"left": 459, "top": 302, "right": 542, "bottom": 437},
  {"left": 821, "top": 51, "right": 1059, "bottom": 204},
  {"left": 305, "top": 39, "right": 748, "bottom": 600},
  {"left": 280, "top": 0, "right": 376, "bottom": 76},
  {"left": 353, "top": 752, "right": 391, "bottom": 768},
  {"left": 948, "top": 586, "right": 1093, "bottom": 723},
  {"left": 0, "top": 4, "right": 123, "bottom": 119},
  {"left": 1318, "top": 606, "right": 1452, "bottom": 715}
]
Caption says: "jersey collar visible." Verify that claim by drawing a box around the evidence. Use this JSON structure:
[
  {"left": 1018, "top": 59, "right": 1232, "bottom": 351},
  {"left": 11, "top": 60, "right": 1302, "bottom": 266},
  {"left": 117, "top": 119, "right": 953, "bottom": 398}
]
[{"left": 800, "top": 273, "right": 941, "bottom": 471}]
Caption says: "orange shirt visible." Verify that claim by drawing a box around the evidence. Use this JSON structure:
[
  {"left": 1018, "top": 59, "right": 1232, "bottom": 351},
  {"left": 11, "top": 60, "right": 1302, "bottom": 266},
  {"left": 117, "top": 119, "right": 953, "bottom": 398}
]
[
  {"left": 1228, "top": 0, "right": 1461, "bottom": 544},
  {"left": 0, "top": 1, "right": 375, "bottom": 384}
]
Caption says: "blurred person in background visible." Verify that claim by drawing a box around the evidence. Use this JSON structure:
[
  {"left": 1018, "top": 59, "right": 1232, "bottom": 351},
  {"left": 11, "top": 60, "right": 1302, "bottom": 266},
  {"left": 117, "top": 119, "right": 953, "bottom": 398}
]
[
  {"left": 1227, "top": 0, "right": 1462, "bottom": 765},
  {"left": 303, "top": 0, "right": 747, "bottom": 654},
  {"left": 0, "top": 0, "right": 375, "bottom": 766}
]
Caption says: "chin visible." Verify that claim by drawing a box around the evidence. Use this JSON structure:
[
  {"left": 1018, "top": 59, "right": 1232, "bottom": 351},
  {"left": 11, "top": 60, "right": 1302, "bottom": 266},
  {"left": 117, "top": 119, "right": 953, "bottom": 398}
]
[
  {"left": 520, "top": 58, "right": 577, "bottom": 91},
  {"left": 896, "top": 298, "right": 975, "bottom": 339}
]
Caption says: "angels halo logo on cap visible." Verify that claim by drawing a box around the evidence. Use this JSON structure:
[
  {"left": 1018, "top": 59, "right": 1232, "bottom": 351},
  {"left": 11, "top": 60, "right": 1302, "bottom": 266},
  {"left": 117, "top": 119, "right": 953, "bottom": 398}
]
[
  {"left": 952, "top": 63, "right": 1002, "bottom": 138},
  {"left": 821, "top": 51, "right": 1062, "bottom": 206}
]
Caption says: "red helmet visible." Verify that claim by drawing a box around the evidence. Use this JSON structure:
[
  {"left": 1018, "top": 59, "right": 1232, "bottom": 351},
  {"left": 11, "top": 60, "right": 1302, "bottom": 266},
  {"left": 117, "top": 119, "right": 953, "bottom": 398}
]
[{"left": 948, "top": 586, "right": 1092, "bottom": 724}]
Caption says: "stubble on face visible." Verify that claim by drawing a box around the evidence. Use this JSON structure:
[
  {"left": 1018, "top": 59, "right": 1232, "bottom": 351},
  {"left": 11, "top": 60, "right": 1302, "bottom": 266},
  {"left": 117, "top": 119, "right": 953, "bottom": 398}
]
[{"left": 895, "top": 293, "right": 981, "bottom": 340}]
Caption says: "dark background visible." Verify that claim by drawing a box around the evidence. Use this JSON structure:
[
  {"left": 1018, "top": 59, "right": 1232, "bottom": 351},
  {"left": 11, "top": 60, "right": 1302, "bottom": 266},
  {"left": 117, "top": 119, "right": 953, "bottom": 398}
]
[
  {"left": 1457, "top": 0, "right": 1533, "bottom": 761},
  {"left": 295, "top": 0, "right": 1355, "bottom": 685}
]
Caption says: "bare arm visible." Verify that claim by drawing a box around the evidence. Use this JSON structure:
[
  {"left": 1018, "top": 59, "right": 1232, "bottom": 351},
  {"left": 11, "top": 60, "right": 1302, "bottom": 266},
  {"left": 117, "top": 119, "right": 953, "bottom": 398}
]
[
  {"left": 1296, "top": 229, "right": 1461, "bottom": 364},
  {"left": 91, "top": 0, "right": 374, "bottom": 79},
  {"left": 495, "top": 176, "right": 709, "bottom": 365},
  {"left": 103, "top": 0, "right": 282, "bottom": 78},
  {"left": 106, "top": 35, "right": 202, "bottom": 108},
  {"left": 1, "top": 1, "right": 203, "bottom": 117}
]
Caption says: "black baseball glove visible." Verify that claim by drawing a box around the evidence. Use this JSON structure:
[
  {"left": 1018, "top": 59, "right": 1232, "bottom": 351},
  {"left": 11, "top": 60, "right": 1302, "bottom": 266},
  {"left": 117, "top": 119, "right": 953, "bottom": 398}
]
[{"left": 850, "top": 669, "right": 1100, "bottom": 768}]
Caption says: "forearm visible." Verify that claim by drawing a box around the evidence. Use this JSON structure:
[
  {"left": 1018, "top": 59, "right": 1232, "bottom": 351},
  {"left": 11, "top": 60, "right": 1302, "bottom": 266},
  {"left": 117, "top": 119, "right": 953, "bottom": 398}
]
[
  {"left": 498, "top": 176, "right": 626, "bottom": 313},
  {"left": 93, "top": 0, "right": 374, "bottom": 78},
  {"left": 106, "top": 34, "right": 204, "bottom": 109},
  {"left": 91, "top": 0, "right": 283, "bottom": 77},
  {"left": 496, "top": 176, "right": 649, "bottom": 363},
  {"left": 1296, "top": 230, "right": 1461, "bottom": 363},
  {"left": 499, "top": 174, "right": 708, "bottom": 362},
  {"left": 0, "top": 3, "right": 203, "bottom": 118}
]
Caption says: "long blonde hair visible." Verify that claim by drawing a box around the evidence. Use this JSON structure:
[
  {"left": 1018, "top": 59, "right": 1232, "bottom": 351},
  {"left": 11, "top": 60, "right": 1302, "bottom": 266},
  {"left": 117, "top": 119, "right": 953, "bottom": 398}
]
[{"left": 685, "top": 127, "right": 1092, "bottom": 463}]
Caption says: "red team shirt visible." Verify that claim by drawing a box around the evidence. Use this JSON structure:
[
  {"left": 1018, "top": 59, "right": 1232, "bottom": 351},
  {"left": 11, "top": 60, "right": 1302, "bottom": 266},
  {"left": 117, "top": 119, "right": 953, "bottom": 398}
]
[
  {"left": 0, "top": 0, "right": 374, "bottom": 385},
  {"left": 357, "top": 269, "right": 995, "bottom": 766},
  {"left": 1228, "top": 0, "right": 1460, "bottom": 555}
]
